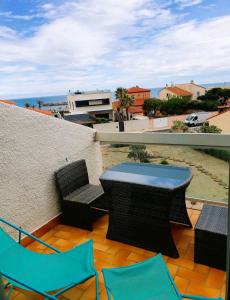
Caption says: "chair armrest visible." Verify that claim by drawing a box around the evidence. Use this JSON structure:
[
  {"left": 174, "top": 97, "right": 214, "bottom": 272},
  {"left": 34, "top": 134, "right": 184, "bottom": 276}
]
[
  {"left": 181, "top": 294, "right": 222, "bottom": 300},
  {"left": 0, "top": 218, "right": 60, "bottom": 253}
]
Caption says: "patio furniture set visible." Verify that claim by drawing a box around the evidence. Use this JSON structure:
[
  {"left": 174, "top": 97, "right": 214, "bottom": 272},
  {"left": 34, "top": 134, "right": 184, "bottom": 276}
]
[
  {"left": 56, "top": 159, "right": 227, "bottom": 268},
  {"left": 0, "top": 159, "right": 227, "bottom": 300}
]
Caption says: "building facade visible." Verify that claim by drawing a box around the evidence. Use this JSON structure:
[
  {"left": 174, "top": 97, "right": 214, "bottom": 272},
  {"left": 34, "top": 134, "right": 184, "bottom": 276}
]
[
  {"left": 67, "top": 91, "right": 113, "bottom": 120},
  {"left": 159, "top": 81, "right": 206, "bottom": 100},
  {"left": 127, "top": 86, "right": 151, "bottom": 100}
]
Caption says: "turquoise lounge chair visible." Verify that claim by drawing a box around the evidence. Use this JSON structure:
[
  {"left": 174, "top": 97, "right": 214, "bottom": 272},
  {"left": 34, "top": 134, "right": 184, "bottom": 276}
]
[
  {"left": 102, "top": 254, "right": 222, "bottom": 300},
  {"left": 0, "top": 217, "right": 99, "bottom": 300}
]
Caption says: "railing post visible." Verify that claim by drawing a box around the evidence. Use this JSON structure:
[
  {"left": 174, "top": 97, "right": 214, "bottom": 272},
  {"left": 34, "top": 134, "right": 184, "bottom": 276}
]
[
  {"left": 226, "top": 161, "right": 230, "bottom": 300},
  {"left": 0, "top": 275, "right": 7, "bottom": 300}
]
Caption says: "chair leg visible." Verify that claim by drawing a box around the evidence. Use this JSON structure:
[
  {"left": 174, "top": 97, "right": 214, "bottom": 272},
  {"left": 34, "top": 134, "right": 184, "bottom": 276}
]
[
  {"left": 0, "top": 276, "right": 7, "bottom": 300},
  {"left": 95, "top": 271, "right": 100, "bottom": 300}
]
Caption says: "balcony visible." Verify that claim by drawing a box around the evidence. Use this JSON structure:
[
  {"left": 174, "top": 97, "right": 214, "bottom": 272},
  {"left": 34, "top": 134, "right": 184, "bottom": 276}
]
[{"left": 0, "top": 103, "right": 229, "bottom": 300}]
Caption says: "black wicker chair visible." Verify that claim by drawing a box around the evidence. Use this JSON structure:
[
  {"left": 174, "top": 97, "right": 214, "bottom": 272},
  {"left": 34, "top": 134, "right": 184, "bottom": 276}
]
[{"left": 55, "top": 160, "right": 107, "bottom": 231}]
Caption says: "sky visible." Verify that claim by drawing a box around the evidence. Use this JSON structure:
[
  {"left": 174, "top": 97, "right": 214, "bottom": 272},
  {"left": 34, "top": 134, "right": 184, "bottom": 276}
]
[{"left": 0, "top": 0, "right": 230, "bottom": 98}]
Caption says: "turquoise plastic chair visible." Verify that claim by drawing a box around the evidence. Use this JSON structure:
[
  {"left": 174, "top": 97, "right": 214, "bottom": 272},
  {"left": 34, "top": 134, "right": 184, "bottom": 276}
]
[
  {"left": 0, "top": 217, "right": 99, "bottom": 300},
  {"left": 102, "top": 254, "right": 222, "bottom": 300}
]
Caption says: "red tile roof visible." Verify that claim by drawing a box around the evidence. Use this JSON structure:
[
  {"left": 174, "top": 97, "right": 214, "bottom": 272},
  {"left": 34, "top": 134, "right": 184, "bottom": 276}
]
[
  {"left": 128, "top": 86, "right": 151, "bottom": 93},
  {"left": 27, "top": 108, "right": 52, "bottom": 116},
  {"left": 0, "top": 99, "right": 16, "bottom": 105},
  {"left": 166, "top": 86, "right": 192, "bottom": 96}
]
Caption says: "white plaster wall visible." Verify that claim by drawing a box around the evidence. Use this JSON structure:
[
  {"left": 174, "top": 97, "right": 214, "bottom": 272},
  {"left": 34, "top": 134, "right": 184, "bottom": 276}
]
[
  {"left": 94, "top": 119, "right": 150, "bottom": 132},
  {"left": 94, "top": 118, "right": 163, "bottom": 132},
  {"left": 0, "top": 104, "right": 103, "bottom": 233}
]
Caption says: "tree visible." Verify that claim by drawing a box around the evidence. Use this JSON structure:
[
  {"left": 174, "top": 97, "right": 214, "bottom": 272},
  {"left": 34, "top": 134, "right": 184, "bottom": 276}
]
[
  {"left": 161, "top": 96, "right": 189, "bottom": 115},
  {"left": 24, "top": 102, "right": 30, "bottom": 108},
  {"left": 198, "top": 88, "right": 230, "bottom": 102},
  {"left": 199, "top": 122, "right": 222, "bottom": 133},
  {"left": 142, "top": 99, "right": 162, "bottom": 116},
  {"left": 120, "top": 94, "right": 134, "bottom": 121},
  {"left": 127, "top": 145, "right": 150, "bottom": 163},
  {"left": 37, "top": 100, "right": 43, "bottom": 109},
  {"left": 115, "top": 87, "right": 128, "bottom": 100},
  {"left": 171, "top": 120, "right": 188, "bottom": 132},
  {"left": 115, "top": 87, "right": 134, "bottom": 120}
]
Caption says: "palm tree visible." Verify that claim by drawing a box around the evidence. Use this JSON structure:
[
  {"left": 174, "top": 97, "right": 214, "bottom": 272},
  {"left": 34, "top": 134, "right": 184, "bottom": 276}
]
[
  {"left": 115, "top": 87, "right": 134, "bottom": 120},
  {"left": 37, "top": 100, "right": 43, "bottom": 109},
  {"left": 115, "top": 87, "right": 128, "bottom": 100},
  {"left": 120, "top": 94, "right": 134, "bottom": 120}
]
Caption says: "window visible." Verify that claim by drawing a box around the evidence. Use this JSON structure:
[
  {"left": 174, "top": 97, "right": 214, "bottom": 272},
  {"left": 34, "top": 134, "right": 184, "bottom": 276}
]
[
  {"left": 197, "top": 91, "right": 200, "bottom": 97},
  {"left": 75, "top": 98, "right": 110, "bottom": 107},
  {"left": 89, "top": 100, "right": 103, "bottom": 106}
]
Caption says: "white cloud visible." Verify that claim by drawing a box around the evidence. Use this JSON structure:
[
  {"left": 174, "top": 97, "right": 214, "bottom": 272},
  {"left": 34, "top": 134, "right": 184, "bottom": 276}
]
[
  {"left": 0, "top": 0, "right": 229, "bottom": 98},
  {"left": 0, "top": 11, "right": 38, "bottom": 21},
  {"left": 174, "top": 0, "right": 203, "bottom": 8}
]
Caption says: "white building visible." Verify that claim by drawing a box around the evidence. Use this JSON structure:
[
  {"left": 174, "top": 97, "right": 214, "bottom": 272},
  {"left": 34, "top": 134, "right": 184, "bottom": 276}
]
[{"left": 67, "top": 90, "right": 113, "bottom": 120}]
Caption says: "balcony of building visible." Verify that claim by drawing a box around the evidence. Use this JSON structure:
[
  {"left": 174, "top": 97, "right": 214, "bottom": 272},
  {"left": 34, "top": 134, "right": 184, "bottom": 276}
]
[{"left": 0, "top": 103, "right": 229, "bottom": 300}]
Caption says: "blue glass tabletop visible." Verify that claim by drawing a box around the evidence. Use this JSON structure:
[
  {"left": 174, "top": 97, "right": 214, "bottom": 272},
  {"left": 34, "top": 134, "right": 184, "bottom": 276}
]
[{"left": 100, "top": 163, "right": 192, "bottom": 190}]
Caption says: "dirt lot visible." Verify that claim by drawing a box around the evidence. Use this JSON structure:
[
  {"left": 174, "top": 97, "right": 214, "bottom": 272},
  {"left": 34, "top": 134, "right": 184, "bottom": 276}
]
[{"left": 101, "top": 144, "right": 229, "bottom": 203}]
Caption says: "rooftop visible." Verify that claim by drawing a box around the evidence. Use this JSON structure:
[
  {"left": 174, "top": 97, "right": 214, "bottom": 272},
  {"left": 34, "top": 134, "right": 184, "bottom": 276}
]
[
  {"left": 0, "top": 103, "right": 229, "bottom": 300},
  {"left": 27, "top": 107, "right": 52, "bottom": 116},
  {"left": 128, "top": 86, "right": 151, "bottom": 93},
  {"left": 0, "top": 99, "right": 16, "bottom": 105},
  {"left": 166, "top": 86, "right": 193, "bottom": 96}
]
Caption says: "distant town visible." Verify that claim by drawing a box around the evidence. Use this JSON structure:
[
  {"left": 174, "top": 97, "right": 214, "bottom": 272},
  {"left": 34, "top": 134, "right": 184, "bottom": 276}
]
[{"left": 1, "top": 80, "right": 230, "bottom": 134}]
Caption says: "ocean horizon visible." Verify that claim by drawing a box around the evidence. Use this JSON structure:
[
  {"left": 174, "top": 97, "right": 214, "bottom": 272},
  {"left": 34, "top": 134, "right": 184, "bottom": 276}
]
[{"left": 10, "top": 82, "right": 230, "bottom": 109}]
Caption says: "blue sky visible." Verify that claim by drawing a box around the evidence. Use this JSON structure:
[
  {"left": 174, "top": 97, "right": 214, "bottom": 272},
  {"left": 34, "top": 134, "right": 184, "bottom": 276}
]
[{"left": 0, "top": 0, "right": 230, "bottom": 98}]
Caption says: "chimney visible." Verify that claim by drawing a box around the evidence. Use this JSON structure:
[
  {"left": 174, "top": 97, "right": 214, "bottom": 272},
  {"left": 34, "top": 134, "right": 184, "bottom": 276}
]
[
  {"left": 190, "top": 80, "right": 194, "bottom": 84},
  {"left": 171, "top": 82, "right": 174, "bottom": 87},
  {"left": 166, "top": 84, "right": 168, "bottom": 88}
]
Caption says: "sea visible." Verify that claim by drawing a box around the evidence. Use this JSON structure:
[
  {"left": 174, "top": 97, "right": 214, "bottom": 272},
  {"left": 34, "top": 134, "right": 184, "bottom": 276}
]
[{"left": 10, "top": 83, "right": 230, "bottom": 110}]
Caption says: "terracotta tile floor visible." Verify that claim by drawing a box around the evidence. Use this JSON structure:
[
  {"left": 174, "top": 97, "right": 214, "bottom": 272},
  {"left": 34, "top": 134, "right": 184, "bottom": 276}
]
[{"left": 9, "top": 209, "right": 226, "bottom": 300}]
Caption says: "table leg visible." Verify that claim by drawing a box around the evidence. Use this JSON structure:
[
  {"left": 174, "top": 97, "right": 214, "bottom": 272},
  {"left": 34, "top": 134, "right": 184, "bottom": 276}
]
[{"left": 170, "top": 189, "right": 192, "bottom": 228}]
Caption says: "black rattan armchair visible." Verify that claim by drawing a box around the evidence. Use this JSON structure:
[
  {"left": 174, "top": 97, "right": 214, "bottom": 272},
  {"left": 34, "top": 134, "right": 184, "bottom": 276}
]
[{"left": 55, "top": 160, "right": 107, "bottom": 231}]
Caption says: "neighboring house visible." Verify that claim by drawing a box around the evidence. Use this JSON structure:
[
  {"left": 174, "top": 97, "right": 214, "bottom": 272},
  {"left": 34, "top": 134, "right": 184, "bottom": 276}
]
[
  {"left": 127, "top": 86, "right": 151, "bottom": 100},
  {"left": 113, "top": 86, "right": 151, "bottom": 119},
  {"left": 159, "top": 86, "right": 192, "bottom": 100},
  {"left": 0, "top": 99, "right": 16, "bottom": 105},
  {"left": 64, "top": 113, "right": 96, "bottom": 128},
  {"left": 67, "top": 90, "right": 113, "bottom": 120},
  {"left": 27, "top": 107, "right": 53, "bottom": 116},
  {"left": 208, "top": 110, "right": 230, "bottom": 134},
  {"left": 159, "top": 80, "right": 206, "bottom": 100}
]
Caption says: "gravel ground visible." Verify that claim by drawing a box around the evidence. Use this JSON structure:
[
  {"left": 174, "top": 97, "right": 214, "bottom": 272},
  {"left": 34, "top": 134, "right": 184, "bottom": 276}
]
[{"left": 101, "top": 144, "right": 229, "bottom": 203}]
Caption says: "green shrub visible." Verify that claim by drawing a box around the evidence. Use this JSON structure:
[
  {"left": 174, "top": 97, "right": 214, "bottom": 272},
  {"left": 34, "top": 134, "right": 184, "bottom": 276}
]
[
  {"left": 160, "top": 159, "right": 169, "bottom": 165},
  {"left": 197, "top": 148, "right": 230, "bottom": 162},
  {"left": 127, "top": 145, "right": 150, "bottom": 163},
  {"left": 171, "top": 120, "right": 188, "bottom": 132},
  {"left": 96, "top": 117, "right": 109, "bottom": 124},
  {"left": 199, "top": 122, "right": 222, "bottom": 133}
]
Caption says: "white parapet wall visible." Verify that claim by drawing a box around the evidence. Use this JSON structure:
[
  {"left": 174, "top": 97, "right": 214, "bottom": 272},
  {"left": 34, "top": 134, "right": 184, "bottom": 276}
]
[{"left": 0, "top": 103, "right": 103, "bottom": 233}]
